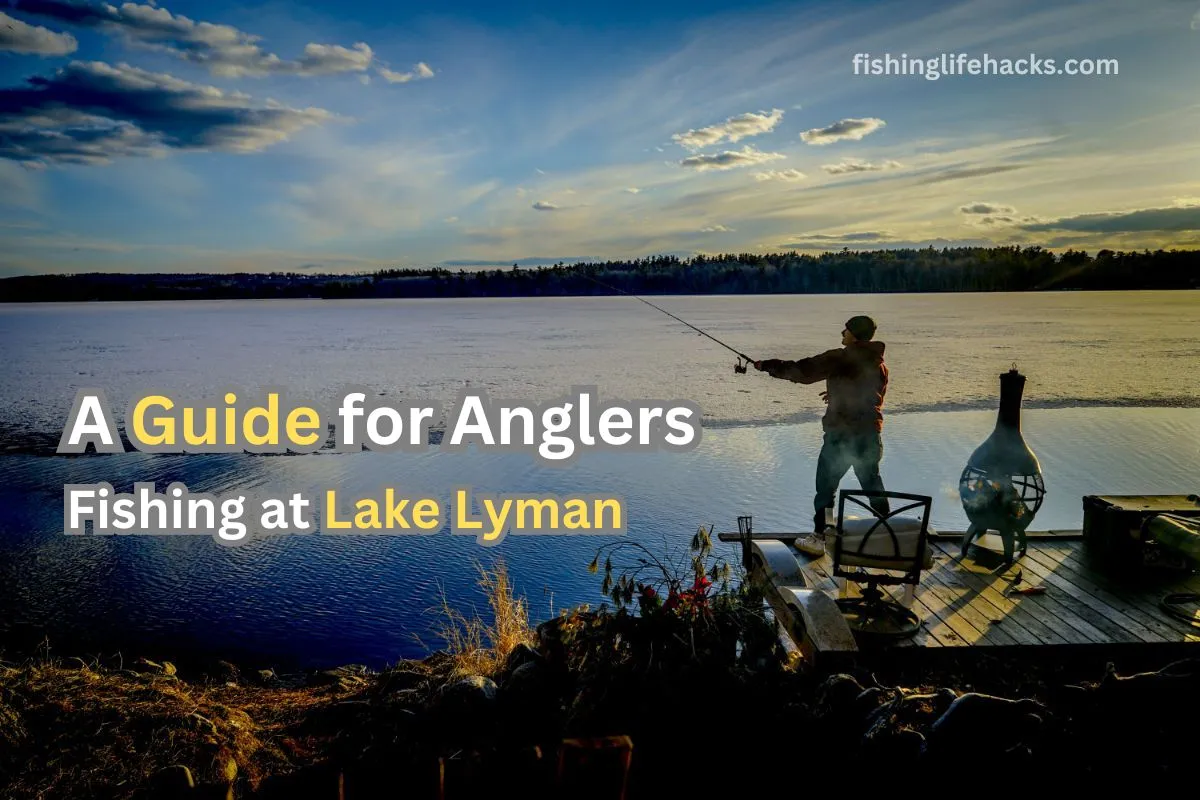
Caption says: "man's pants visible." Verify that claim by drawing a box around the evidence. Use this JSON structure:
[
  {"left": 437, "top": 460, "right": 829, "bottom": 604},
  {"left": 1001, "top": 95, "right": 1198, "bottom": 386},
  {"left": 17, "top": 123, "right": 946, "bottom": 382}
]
[{"left": 813, "top": 429, "right": 889, "bottom": 532}]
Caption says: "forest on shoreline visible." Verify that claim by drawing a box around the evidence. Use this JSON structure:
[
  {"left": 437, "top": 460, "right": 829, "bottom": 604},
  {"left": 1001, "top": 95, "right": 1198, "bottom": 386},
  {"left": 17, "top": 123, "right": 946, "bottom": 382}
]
[{"left": 1, "top": 246, "right": 1197, "bottom": 302}]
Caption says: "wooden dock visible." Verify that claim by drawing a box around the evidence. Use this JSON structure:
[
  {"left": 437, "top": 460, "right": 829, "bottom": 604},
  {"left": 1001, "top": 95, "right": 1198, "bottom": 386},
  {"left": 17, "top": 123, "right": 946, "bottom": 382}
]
[
  {"left": 721, "top": 529, "right": 1200, "bottom": 658},
  {"left": 798, "top": 536, "right": 1200, "bottom": 650}
]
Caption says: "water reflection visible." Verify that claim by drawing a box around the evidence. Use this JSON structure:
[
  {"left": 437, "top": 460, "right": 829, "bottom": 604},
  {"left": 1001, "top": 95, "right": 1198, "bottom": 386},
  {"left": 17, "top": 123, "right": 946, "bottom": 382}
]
[{"left": 1, "top": 407, "right": 1197, "bottom": 668}]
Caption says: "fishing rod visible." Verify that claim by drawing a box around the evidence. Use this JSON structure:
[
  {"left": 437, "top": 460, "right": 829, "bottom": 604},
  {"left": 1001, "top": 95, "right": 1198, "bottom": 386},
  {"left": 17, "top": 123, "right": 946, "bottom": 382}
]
[{"left": 578, "top": 273, "right": 757, "bottom": 374}]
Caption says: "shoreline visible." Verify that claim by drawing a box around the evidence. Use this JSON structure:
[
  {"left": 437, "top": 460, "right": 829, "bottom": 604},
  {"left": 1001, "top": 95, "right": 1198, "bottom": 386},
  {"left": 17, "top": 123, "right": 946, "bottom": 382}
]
[{"left": 4, "top": 606, "right": 1199, "bottom": 797}]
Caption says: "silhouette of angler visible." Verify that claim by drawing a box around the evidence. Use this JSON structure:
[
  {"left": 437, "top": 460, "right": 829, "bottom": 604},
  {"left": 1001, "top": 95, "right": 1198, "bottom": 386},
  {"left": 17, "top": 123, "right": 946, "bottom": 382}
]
[{"left": 755, "top": 315, "right": 890, "bottom": 545}]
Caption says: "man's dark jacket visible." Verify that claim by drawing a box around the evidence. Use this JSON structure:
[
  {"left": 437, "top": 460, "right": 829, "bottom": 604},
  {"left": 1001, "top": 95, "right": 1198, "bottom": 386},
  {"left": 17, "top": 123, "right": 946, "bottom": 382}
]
[{"left": 760, "top": 341, "right": 888, "bottom": 433}]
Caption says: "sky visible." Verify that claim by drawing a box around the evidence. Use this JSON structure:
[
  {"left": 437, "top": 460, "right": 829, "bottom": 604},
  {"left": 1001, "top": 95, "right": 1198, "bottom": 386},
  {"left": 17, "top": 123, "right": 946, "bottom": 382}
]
[{"left": 1, "top": 0, "right": 1199, "bottom": 275}]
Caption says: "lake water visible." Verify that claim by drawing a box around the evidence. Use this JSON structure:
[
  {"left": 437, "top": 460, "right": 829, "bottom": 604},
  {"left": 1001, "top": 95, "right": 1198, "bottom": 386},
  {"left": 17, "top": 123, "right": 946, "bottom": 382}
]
[{"left": 1, "top": 292, "right": 1198, "bottom": 668}]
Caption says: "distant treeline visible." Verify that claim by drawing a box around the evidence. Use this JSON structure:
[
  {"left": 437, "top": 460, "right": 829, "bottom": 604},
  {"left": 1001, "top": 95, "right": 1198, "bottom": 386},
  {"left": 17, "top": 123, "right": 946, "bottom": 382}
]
[{"left": 1, "top": 246, "right": 1197, "bottom": 302}]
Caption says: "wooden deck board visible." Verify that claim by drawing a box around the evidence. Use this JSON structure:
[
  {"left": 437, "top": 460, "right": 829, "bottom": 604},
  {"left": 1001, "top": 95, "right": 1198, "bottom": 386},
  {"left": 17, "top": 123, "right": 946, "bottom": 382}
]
[
  {"left": 923, "top": 553, "right": 1047, "bottom": 646},
  {"left": 1017, "top": 547, "right": 1177, "bottom": 643},
  {"left": 926, "top": 542, "right": 1077, "bottom": 645},
  {"left": 923, "top": 562, "right": 1032, "bottom": 646},
  {"left": 939, "top": 541, "right": 1152, "bottom": 645},
  {"left": 769, "top": 538, "right": 1199, "bottom": 653},
  {"left": 1029, "top": 546, "right": 1200, "bottom": 642},
  {"left": 989, "top": 548, "right": 1160, "bottom": 643}
]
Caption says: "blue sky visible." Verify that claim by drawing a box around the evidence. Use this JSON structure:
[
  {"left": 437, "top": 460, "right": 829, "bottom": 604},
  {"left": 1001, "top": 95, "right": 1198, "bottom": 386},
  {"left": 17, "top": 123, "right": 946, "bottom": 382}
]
[{"left": 1, "top": 0, "right": 1199, "bottom": 274}]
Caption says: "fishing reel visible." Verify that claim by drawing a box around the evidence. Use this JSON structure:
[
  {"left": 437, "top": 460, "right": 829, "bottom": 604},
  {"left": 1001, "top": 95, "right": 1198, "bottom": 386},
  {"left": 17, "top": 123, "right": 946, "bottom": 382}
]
[{"left": 734, "top": 357, "right": 749, "bottom": 375}]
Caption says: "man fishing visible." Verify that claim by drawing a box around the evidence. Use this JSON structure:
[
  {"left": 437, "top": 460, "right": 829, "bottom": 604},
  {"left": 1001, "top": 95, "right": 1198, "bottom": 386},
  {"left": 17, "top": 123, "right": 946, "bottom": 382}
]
[{"left": 754, "top": 315, "right": 889, "bottom": 556}]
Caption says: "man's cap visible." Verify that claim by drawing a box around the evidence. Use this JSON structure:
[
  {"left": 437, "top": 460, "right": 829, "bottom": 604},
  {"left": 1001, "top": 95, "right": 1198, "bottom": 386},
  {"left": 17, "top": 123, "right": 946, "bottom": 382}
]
[{"left": 845, "top": 315, "right": 877, "bottom": 341}]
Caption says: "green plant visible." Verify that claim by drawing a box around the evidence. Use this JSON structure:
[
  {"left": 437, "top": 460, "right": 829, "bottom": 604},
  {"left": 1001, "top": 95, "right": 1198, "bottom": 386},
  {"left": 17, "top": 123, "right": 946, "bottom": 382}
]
[
  {"left": 587, "top": 525, "right": 734, "bottom": 620},
  {"left": 575, "top": 526, "right": 778, "bottom": 669}
]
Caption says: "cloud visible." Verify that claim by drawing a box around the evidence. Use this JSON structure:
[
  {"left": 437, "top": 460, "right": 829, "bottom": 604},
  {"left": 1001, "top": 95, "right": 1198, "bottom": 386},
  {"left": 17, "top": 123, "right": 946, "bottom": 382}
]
[
  {"left": 532, "top": 200, "right": 559, "bottom": 210},
  {"left": 976, "top": 215, "right": 1031, "bottom": 226},
  {"left": 954, "top": 203, "right": 1045, "bottom": 227},
  {"left": 624, "top": 187, "right": 640, "bottom": 194},
  {"left": 699, "top": 224, "right": 734, "bottom": 232},
  {"left": 960, "top": 202, "right": 1017, "bottom": 215},
  {"left": 754, "top": 168, "right": 806, "bottom": 182},
  {"left": 1018, "top": 204, "right": 1200, "bottom": 233},
  {"left": 0, "top": 61, "right": 333, "bottom": 166},
  {"left": 821, "top": 158, "right": 902, "bottom": 174},
  {"left": 9, "top": 0, "right": 399, "bottom": 78},
  {"left": 0, "top": 122, "right": 164, "bottom": 165},
  {"left": 672, "top": 108, "right": 784, "bottom": 151},
  {"left": 781, "top": 234, "right": 995, "bottom": 250},
  {"left": 679, "top": 145, "right": 785, "bottom": 172},
  {"left": 960, "top": 210, "right": 1041, "bottom": 228},
  {"left": 914, "top": 165, "right": 1026, "bottom": 185},
  {"left": 1193, "top": 10, "right": 1200, "bottom": 30},
  {"left": 378, "top": 62, "right": 435, "bottom": 83},
  {"left": 295, "top": 43, "right": 374, "bottom": 76},
  {"left": 0, "top": 10, "right": 77, "bottom": 54},
  {"left": 799, "top": 117, "right": 885, "bottom": 145},
  {"left": 788, "top": 231, "right": 891, "bottom": 243}
]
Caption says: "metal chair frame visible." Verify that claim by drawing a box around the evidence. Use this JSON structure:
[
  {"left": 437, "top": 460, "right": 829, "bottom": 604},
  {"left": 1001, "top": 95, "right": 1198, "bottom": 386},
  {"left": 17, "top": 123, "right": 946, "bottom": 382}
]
[{"left": 830, "top": 489, "right": 933, "bottom": 640}]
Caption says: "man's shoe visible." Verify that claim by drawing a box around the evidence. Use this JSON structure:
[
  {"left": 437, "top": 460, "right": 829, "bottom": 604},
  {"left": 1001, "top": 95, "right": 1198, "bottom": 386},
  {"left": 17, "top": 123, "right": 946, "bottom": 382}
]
[{"left": 794, "top": 531, "right": 827, "bottom": 558}]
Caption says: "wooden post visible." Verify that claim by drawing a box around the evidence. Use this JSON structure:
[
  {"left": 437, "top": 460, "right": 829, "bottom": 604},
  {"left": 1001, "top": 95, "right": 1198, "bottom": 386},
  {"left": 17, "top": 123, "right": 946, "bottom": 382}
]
[{"left": 556, "top": 736, "right": 634, "bottom": 800}]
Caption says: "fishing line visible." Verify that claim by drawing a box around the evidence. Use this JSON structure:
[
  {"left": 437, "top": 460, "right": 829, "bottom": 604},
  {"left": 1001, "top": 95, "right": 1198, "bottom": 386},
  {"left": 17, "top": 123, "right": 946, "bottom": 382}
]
[{"left": 578, "top": 273, "right": 757, "bottom": 373}]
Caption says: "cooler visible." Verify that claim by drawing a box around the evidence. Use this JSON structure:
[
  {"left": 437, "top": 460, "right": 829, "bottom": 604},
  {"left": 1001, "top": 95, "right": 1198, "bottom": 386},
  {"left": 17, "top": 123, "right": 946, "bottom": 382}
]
[{"left": 1082, "top": 495, "right": 1200, "bottom": 571}]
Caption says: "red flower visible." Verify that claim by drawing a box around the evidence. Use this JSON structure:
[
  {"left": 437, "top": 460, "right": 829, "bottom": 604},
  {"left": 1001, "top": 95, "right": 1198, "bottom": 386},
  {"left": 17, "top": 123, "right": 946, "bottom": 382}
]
[
  {"left": 637, "top": 584, "right": 663, "bottom": 614},
  {"left": 664, "top": 589, "right": 681, "bottom": 611}
]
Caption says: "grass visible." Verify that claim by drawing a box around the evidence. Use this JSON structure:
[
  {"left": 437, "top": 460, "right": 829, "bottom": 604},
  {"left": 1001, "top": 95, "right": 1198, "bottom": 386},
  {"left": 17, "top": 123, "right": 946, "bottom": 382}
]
[
  {"left": 3, "top": 559, "right": 1199, "bottom": 796},
  {"left": 0, "top": 561, "right": 539, "bottom": 797},
  {"left": 428, "top": 560, "right": 537, "bottom": 679},
  {"left": 0, "top": 656, "right": 319, "bottom": 797}
]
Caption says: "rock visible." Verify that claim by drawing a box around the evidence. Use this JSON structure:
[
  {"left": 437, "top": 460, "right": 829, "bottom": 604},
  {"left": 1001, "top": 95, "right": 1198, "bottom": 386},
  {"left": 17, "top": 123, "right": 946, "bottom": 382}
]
[
  {"left": 816, "top": 673, "right": 866, "bottom": 715},
  {"left": 214, "top": 661, "right": 240, "bottom": 684},
  {"left": 221, "top": 708, "right": 254, "bottom": 731},
  {"left": 502, "top": 643, "right": 542, "bottom": 676},
  {"left": 307, "top": 664, "right": 370, "bottom": 690},
  {"left": 498, "top": 661, "right": 561, "bottom": 732},
  {"left": 187, "top": 713, "right": 218, "bottom": 737},
  {"left": 150, "top": 764, "right": 195, "bottom": 797},
  {"left": 433, "top": 675, "right": 498, "bottom": 727},
  {"left": 443, "top": 675, "right": 497, "bottom": 702},
  {"left": 503, "top": 661, "right": 542, "bottom": 689},
  {"left": 378, "top": 667, "right": 425, "bottom": 695},
  {"left": 501, "top": 662, "right": 555, "bottom": 708},
  {"left": 853, "top": 686, "right": 887, "bottom": 717},
  {"left": 891, "top": 728, "right": 927, "bottom": 760},
  {"left": 927, "top": 693, "right": 1044, "bottom": 753},
  {"left": 536, "top": 617, "right": 569, "bottom": 663}
]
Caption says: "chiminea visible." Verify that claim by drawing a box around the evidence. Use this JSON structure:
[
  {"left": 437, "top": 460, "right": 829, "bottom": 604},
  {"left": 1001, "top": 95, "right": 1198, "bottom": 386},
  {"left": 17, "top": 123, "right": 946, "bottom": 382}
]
[{"left": 959, "top": 367, "right": 1045, "bottom": 562}]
